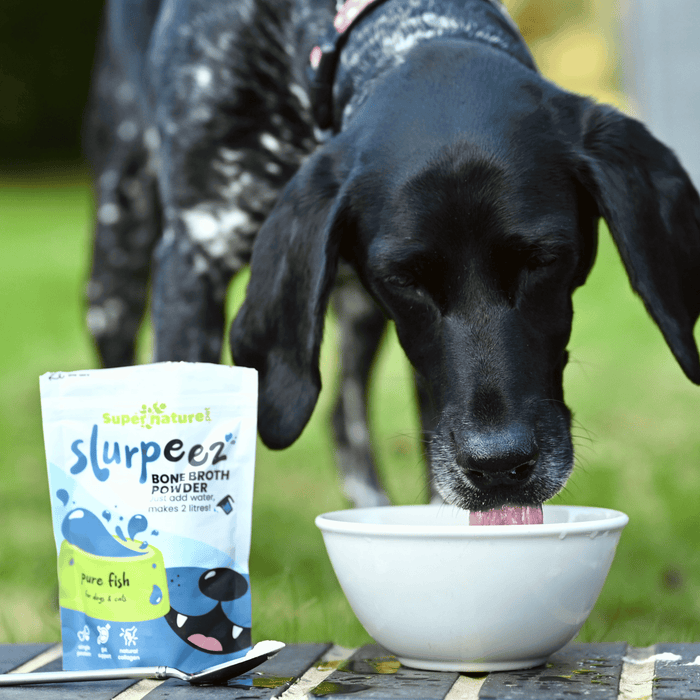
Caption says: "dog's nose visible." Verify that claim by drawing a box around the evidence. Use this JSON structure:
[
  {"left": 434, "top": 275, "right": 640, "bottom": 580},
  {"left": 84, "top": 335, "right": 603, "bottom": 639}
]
[
  {"left": 199, "top": 568, "right": 248, "bottom": 601},
  {"left": 454, "top": 426, "right": 539, "bottom": 488}
]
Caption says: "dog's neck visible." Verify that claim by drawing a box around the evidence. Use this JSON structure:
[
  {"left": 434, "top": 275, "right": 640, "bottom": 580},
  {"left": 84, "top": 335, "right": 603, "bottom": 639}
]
[{"left": 331, "top": 0, "right": 536, "bottom": 130}]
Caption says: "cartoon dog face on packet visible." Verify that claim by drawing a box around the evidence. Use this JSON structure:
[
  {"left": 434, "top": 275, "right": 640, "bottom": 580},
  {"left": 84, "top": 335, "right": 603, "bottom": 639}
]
[{"left": 164, "top": 566, "right": 251, "bottom": 654}]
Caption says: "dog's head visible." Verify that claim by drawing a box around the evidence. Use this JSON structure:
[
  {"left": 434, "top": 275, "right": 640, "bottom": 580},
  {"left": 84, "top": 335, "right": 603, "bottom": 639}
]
[{"left": 231, "top": 43, "right": 700, "bottom": 510}]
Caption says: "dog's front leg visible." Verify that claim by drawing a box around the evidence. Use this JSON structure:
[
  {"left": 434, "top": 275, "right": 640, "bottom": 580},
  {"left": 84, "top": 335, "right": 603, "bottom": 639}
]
[
  {"left": 88, "top": 146, "right": 161, "bottom": 368},
  {"left": 331, "top": 266, "right": 390, "bottom": 507},
  {"left": 150, "top": 217, "right": 234, "bottom": 363},
  {"left": 84, "top": 44, "right": 161, "bottom": 369}
]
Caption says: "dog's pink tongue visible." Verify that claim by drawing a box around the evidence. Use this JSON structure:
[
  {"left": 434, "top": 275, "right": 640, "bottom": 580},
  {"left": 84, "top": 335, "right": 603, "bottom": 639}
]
[{"left": 470, "top": 505, "right": 543, "bottom": 526}]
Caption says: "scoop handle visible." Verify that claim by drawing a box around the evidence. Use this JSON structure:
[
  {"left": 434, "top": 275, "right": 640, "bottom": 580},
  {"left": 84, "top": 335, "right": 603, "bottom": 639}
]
[{"left": 0, "top": 666, "right": 171, "bottom": 685}]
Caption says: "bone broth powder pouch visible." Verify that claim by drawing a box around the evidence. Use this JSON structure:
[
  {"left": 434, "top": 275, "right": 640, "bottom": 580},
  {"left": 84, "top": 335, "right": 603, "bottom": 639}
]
[{"left": 39, "top": 362, "right": 257, "bottom": 672}]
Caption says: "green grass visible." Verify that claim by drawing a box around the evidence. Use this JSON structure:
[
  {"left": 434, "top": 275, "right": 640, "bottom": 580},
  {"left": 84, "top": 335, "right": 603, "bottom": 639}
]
[{"left": 1, "top": 168, "right": 699, "bottom": 649}]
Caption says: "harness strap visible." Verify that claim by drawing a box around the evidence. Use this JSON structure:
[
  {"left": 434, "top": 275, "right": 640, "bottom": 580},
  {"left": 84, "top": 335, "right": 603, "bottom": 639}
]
[{"left": 308, "top": 0, "right": 391, "bottom": 130}]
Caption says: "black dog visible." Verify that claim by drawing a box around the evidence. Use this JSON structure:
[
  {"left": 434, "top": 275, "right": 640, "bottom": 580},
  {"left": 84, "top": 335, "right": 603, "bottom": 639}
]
[{"left": 85, "top": 0, "right": 700, "bottom": 512}]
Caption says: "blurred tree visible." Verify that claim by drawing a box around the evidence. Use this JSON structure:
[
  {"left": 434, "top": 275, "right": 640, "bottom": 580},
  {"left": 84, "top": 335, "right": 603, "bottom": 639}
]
[
  {"left": 0, "top": 0, "right": 102, "bottom": 164},
  {"left": 507, "top": 0, "right": 590, "bottom": 45}
]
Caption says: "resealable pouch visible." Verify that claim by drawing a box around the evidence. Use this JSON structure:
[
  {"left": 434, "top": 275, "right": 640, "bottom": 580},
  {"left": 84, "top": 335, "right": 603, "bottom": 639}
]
[{"left": 39, "top": 362, "right": 257, "bottom": 672}]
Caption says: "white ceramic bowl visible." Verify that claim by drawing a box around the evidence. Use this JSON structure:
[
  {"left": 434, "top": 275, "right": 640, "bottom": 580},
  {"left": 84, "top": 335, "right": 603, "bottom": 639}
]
[{"left": 315, "top": 504, "right": 628, "bottom": 672}]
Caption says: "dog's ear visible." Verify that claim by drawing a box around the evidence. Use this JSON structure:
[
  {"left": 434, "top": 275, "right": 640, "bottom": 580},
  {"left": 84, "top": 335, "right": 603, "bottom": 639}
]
[
  {"left": 230, "top": 141, "right": 354, "bottom": 449},
  {"left": 574, "top": 102, "right": 700, "bottom": 383}
]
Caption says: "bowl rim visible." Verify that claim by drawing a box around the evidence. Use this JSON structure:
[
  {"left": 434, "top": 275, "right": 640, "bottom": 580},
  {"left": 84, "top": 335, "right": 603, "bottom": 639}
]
[{"left": 315, "top": 504, "right": 629, "bottom": 539}]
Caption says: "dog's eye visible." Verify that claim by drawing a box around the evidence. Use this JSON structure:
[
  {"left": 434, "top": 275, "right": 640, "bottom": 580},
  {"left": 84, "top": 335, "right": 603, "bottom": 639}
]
[
  {"left": 525, "top": 253, "right": 557, "bottom": 270},
  {"left": 386, "top": 274, "right": 417, "bottom": 289}
]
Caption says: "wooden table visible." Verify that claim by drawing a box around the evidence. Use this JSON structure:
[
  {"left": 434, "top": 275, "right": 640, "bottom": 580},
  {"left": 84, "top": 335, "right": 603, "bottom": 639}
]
[{"left": 3, "top": 641, "right": 700, "bottom": 699}]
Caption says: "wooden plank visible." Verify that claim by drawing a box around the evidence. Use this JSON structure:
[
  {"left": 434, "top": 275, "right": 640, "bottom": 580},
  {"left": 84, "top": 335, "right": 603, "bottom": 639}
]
[
  {"left": 308, "top": 644, "right": 460, "bottom": 700},
  {"left": 652, "top": 643, "right": 700, "bottom": 699},
  {"left": 144, "top": 642, "right": 332, "bottom": 699},
  {"left": 277, "top": 645, "right": 357, "bottom": 699},
  {"left": 618, "top": 644, "right": 656, "bottom": 700},
  {"left": 0, "top": 644, "right": 54, "bottom": 674},
  {"left": 0, "top": 654, "right": 141, "bottom": 700},
  {"left": 477, "top": 642, "right": 627, "bottom": 700}
]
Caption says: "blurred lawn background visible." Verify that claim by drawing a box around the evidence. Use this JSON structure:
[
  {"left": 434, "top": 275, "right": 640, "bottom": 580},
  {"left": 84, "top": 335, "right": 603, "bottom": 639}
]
[{"left": 2, "top": 0, "right": 700, "bottom": 648}]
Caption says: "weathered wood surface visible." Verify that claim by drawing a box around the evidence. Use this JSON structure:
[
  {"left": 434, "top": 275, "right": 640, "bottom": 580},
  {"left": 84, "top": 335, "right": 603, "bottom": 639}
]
[
  {"left": 307, "top": 643, "right": 460, "bottom": 700},
  {"left": 477, "top": 643, "right": 627, "bottom": 700},
  {"left": 4, "top": 642, "right": 700, "bottom": 699},
  {"left": 652, "top": 643, "right": 700, "bottom": 699}
]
